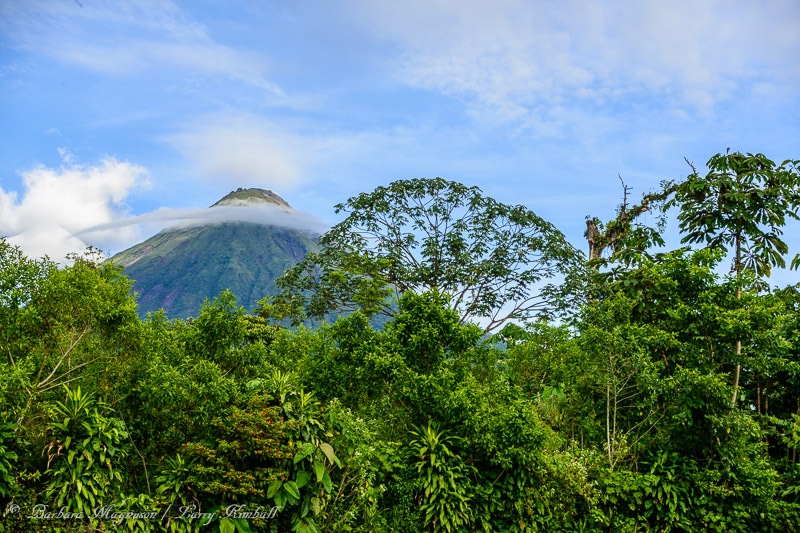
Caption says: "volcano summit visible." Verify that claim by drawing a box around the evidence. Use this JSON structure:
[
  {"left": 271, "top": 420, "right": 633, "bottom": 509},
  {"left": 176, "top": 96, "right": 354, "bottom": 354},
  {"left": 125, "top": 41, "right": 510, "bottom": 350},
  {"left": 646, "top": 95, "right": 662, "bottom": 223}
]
[{"left": 110, "top": 188, "right": 319, "bottom": 319}]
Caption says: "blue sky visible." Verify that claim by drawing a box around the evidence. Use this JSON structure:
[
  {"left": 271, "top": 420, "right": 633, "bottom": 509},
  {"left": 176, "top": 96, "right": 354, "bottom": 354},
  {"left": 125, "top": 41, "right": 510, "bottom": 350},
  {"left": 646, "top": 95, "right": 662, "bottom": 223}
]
[{"left": 1, "top": 0, "right": 799, "bottom": 282}]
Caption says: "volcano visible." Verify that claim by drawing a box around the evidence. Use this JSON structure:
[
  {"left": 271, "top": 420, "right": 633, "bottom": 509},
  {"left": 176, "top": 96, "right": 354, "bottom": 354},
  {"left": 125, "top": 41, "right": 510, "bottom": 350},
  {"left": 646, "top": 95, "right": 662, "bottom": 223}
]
[{"left": 110, "top": 188, "right": 319, "bottom": 319}]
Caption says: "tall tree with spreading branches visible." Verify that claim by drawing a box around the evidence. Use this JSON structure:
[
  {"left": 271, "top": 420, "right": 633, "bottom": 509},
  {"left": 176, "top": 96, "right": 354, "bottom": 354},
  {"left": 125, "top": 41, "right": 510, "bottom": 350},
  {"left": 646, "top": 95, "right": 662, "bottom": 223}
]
[
  {"left": 266, "top": 178, "right": 583, "bottom": 332},
  {"left": 665, "top": 150, "right": 800, "bottom": 406}
]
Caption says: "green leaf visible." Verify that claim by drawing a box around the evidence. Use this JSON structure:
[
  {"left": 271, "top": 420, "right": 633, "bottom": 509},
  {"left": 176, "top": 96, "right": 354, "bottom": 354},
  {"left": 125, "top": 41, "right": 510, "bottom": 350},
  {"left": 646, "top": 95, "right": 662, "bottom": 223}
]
[
  {"left": 311, "top": 496, "right": 321, "bottom": 516},
  {"left": 319, "top": 442, "right": 335, "bottom": 464},
  {"left": 219, "top": 517, "right": 235, "bottom": 533},
  {"left": 313, "top": 460, "right": 324, "bottom": 482},
  {"left": 284, "top": 480, "right": 301, "bottom": 500},
  {"left": 294, "top": 442, "right": 315, "bottom": 464},
  {"left": 233, "top": 518, "right": 253, "bottom": 533},
  {"left": 274, "top": 491, "right": 285, "bottom": 508},
  {"left": 267, "top": 480, "right": 282, "bottom": 498},
  {"left": 296, "top": 470, "right": 311, "bottom": 489}
]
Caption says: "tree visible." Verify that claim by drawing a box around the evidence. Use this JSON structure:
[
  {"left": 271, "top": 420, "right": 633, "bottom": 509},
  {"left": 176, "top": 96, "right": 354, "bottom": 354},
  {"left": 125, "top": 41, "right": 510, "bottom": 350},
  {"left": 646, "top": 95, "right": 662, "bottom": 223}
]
[
  {"left": 270, "top": 178, "right": 583, "bottom": 332},
  {"left": 43, "top": 385, "right": 128, "bottom": 528},
  {"left": 666, "top": 150, "right": 800, "bottom": 406},
  {"left": 0, "top": 243, "right": 140, "bottom": 443},
  {"left": 585, "top": 175, "right": 674, "bottom": 263}
]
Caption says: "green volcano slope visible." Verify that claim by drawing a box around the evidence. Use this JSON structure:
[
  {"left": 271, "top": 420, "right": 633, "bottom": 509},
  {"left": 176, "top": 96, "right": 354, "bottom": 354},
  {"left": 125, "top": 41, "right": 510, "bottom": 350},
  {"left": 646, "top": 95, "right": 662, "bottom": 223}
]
[{"left": 110, "top": 188, "right": 319, "bottom": 318}]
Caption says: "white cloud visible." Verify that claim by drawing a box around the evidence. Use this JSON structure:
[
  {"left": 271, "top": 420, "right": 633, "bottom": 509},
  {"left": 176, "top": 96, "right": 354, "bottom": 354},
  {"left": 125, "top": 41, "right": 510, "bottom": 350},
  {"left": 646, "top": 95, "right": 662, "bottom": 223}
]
[
  {"left": 350, "top": 0, "right": 800, "bottom": 126},
  {"left": 2, "top": 0, "right": 282, "bottom": 95},
  {"left": 57, "top": 147, "right": 76, "bottom": 165},
  {"left": 164, "top": 114, "right": 309, "bottom": 190},
  {"left": 0, "top": 157, "right": 148, "bottom": 261},
  {"left": 77, "top": 204, "right": 330, "bottom": 239}
]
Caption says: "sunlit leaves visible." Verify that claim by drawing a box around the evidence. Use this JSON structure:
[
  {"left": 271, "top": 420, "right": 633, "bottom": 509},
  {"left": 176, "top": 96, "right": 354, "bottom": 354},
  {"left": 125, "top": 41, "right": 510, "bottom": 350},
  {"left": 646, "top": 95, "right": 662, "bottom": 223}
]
[
  {"left": 667, "top": 151, "right": 800, "bottom": 277},
  {"left": 270, "top": 178, "right": 583, "bottom": 332},
  {"left": 409, "top": 421, "right": 476, "bottom": 533}
]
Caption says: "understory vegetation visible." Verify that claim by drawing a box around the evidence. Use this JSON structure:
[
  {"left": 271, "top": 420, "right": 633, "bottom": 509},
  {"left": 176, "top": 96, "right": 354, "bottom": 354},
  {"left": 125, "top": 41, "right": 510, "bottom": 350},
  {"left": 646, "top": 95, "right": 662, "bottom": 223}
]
[{"left": 2, "top": 151, "right": 800, "bottom": 531}]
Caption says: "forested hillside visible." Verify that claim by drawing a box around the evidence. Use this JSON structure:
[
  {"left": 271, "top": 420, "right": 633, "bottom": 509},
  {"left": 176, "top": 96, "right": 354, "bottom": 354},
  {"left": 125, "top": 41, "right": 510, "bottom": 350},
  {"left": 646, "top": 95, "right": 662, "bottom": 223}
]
[
  {"left": 2, "top": 151, "right": 800, "bottom": 532},
  {"left": 110, "top": 188, "right": 320, "bottom": 319}
]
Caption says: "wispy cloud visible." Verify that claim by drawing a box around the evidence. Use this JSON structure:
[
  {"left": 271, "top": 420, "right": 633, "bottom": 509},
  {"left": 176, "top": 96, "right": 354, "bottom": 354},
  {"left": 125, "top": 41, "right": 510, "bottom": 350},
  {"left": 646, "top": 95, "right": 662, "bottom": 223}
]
[
  {"left": 351, "top": 0, "right": 800, "bottom": 127},
  {"left": 164, "top": 114, "right": 308, "bottom": 190},
  {"left": 1, "top": 0, "right": 282, "bottom": 94},
  {"left": 77, "top": 204, "right": 329, "bottom": 239}
]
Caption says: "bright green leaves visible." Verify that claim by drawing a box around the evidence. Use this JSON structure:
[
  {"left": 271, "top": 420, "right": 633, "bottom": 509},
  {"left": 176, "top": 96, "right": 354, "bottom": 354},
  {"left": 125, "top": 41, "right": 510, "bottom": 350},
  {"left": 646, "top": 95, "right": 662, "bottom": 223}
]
[
  {"left": 384, "top": 290, "right": 481, "bottom": 374},
  {"left": 218, "top": 516, "right": 253, "bottom": 533},
  {"left": 43, "top": 386, "right": 128, "bottom": 528},
  {"left": 0, "top": 422, "right": 21, "bottom": 501},
  {"left": 283, "top": 480, "right": 301, "bottom": 500},
  {"left": 290, "top": 439, "right": 338, "bottom": 496},
  {"left": 666, "top": 152, "right": 800, "bottom": 408},
  {"left": 294, "top": 442, "right": 316, "bottom": 464},
  {"left": 270, "top": 177, "right": 583, "bottom": 332},
  {"left": 154, "top": 452, "right": 197, "bottom": 522},
  {"left": 234, "top": 376, "right": 344, "bottom": 532},
  {"left": 268, "top": 435, "right": 339, "bottom": 533},
  {"left": 571, "top": 244, "right": 800, "bottom": 529},
  {"left": 313, "top": 459, "right": 325, "bottom": 483},
  {"left": 5, "top": 157, "right": 800, "bottom": 532},
  {"left": 667, "top": 151, "right": 800, "bottom": 277},
  {"left": 193, "top": 289, "right": 248, "bottom": 351},
  {"left": 409, "top": 421, "right": 476, "bottom": 533},
  {"left": 1, "top": 242, "right": 141, "bottom": 450}
]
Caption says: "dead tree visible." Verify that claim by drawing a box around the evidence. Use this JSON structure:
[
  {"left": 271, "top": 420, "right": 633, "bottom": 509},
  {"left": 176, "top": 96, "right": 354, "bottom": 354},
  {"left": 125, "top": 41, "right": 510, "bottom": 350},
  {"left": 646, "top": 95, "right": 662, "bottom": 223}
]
[{"left": 585, "top": 176, "right": 675, "bottom": 262}]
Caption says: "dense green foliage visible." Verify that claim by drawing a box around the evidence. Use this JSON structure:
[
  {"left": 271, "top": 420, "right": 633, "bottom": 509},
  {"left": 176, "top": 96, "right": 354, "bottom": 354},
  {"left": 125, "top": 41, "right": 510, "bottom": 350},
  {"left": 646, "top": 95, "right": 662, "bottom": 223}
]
[
  {"left": 268, "top": 178, "right": 583, "bottom": 332},
  {"left": 3, "top": 156, "right": 800, "bottom": 531},
  {"left": 667, "top": 151, "right": 800, "bottom": 276}
]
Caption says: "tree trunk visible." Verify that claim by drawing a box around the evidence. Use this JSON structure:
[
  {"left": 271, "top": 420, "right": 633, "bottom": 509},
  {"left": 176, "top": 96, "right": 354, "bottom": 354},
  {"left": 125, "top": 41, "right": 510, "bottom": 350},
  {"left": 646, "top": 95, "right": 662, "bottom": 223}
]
[
  {"left": 756, "top": 371, "right": 761, "bottom": 414},
  {"left": 731, "top": 341, "right": 741, "bottom": 407},
  {"left": 587, "top": 219, "right": 602, "bottom": 260},
  {"left": 731, "top": 231, "right": 742, "bottom": 408},
  {"left": 606, "top": 382, "right": 612, "bottom": 468}
]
